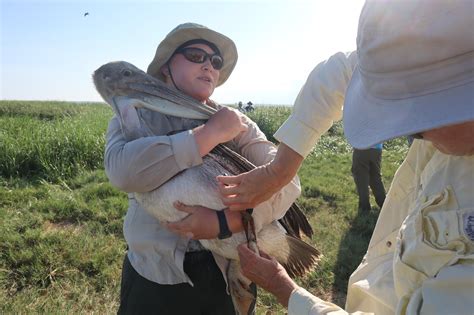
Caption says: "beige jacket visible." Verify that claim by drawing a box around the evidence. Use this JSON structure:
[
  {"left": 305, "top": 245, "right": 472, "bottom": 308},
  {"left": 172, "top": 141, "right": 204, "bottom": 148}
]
[
  {"left": 279, "top": 52, "right": 474, "bottom": 314},
  {"left": 289, "top": 141, "right": 474, "bottom": 314}
]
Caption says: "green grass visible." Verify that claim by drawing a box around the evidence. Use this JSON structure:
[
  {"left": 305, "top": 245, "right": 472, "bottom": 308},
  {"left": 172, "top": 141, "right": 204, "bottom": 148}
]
[
  {"left": 0, "top": 101, "right": 112, "bottom": 181},
  {"left": 0, "top": 170, "right": 127, "bottom": 313},
  {"left": 0, "top": 101, "right": 409, "bottom": 314}
]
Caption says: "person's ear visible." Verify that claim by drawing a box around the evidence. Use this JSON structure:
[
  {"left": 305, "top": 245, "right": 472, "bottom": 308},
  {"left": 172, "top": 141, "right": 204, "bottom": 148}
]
[{"left": 160, "top": 65, "right": 170, "bottom": 78}]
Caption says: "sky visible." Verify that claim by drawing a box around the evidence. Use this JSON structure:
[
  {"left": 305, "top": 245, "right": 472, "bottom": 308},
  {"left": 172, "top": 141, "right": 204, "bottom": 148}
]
[{"left": 1, "top": 0, "right": 365, "bottom": 105}]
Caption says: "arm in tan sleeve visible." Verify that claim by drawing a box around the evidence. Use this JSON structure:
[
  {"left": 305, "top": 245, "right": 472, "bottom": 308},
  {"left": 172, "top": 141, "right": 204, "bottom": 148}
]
[
  {"left": 104, "top": 116, "right": 203, "bottom": 193},
  {"left": 275, "top": 51, "right": 358, "bottom": 158},
  {"left": 232, "top": 117, "right": 301, "bottom": 227},
  {"left": 217, "top": 53, "right": 356, "bottom": 210},
  {"left": 288, "top": 287, "right": 354, "bottom": 315},
  {"left": 237, "top": 243, "right": 355, "bottom": 315}
]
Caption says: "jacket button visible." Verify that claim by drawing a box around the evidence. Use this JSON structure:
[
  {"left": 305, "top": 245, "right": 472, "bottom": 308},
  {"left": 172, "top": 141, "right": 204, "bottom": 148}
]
[{"left": 386, "top": 241, "right": 392, "bottom": 247}]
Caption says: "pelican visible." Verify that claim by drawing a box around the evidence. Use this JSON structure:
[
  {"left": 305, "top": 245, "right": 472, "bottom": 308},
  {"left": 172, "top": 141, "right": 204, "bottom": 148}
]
[{"left": 93, "top": 61, "right": 320, "bottom": 315}]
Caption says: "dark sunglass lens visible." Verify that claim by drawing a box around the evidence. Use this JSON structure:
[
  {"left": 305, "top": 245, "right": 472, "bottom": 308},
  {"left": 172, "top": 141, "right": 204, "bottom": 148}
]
[
  {"left": 210, "top": 55, "right": 223, "bottom": 70},
  {"left": 184, "top": 49, "right": 206, "bottom": 63},
  {"left": 180, "top": 47, "right": 223, "bottom": 70}
]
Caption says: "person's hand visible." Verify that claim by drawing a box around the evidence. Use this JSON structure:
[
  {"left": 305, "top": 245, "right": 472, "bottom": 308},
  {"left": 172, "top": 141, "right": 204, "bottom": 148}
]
[
  {"left": 237, "top": 244, "right": 298, "bottom": 308},
  {"left": 206, "top": 107, "right": 248, "bottom": 143},
  {"left": 194, "top": 107, "right": 248, "bottom": 156},
  {"left": 217, "top": 143, "right": 304, "bottom": 211},
  {"left": 164, "top": 201, "right": 219, "bottom": 239},
  {"left": 217, "top": 164, "right": 283, "bottom": 211}
]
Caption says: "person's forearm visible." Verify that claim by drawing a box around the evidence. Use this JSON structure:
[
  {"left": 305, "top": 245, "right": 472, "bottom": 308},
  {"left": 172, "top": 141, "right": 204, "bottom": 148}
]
[
  {"left": 263, "top": 253, "right": 300, "bottom": 308},
  {"left": 271, "top": 275, "right": 299, "bottom": 308},
  {"left": 193, "top": 124, "right": 216, "bottom": 156},
  {"left": 237, "top": 244, "right": 300, "bottom": 308},
  {"left": 105, "top": 120, "right": 201, "bottom": 193},
  {"left": 224, "top": 209, "right": 244, "bottom": 233},
  {"left": 269, "top": 143, "right": 304, "bottom": 189},
  {"left": 274, "top": 51, "right": 357, "bottom": 158},
  {"left": 217, "top": 142, "right": 305, "bottom": 211}
]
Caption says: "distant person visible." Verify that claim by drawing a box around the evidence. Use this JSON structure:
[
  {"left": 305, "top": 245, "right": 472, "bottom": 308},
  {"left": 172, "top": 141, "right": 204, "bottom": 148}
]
[
  {"left": 245, "top": 101, "right": 254, "bottom": 112},
  {"left": 351, "top": 143, "right": 386, "bottom": 212},
  {"left": 104, "top": 22, "right": 300, "bottom": 314},
  {"left": 238, "top": 101, "right": 244, "bottom": 112},
  {"left": 219, "top": 0, "right": 474, "bottom": 313}
]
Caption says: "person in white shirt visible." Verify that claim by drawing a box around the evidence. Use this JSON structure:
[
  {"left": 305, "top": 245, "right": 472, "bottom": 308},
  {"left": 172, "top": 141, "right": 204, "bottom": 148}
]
[{"left": 217, "top": 1, "right": 474, "bottom": 314}]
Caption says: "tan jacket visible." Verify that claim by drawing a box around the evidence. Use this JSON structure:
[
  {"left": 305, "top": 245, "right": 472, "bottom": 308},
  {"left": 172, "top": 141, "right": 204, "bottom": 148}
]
[
  {"left": 280, "top": 52, "right": 474, "bottom": 314},
  {"left": 289, "top": 140, "right": 474, "bottom": 314}
]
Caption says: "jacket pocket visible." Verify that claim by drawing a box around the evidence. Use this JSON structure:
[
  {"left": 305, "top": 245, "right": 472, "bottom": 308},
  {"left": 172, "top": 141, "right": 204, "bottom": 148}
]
[{"left": 393, "top": 187, "right": 473, "bottom": 300}]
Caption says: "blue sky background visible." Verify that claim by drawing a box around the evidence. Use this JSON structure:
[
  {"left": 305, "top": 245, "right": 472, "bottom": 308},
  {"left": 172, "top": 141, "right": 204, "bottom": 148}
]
[{"left": 1, "top": 0, "right": 364, "bottom": 105}]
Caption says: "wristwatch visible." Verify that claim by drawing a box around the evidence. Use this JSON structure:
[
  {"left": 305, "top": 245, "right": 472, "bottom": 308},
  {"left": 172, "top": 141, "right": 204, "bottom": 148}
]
[{"left": 216, "top": 210, "right": 232, "bottom": 240}]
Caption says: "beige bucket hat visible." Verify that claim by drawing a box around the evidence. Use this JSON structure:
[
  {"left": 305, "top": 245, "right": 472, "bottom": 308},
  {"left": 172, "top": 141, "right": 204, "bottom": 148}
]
[
  {"left": 343, "top": 0, "right": 474, "bottom": 149},
  {"left": 147, "top": 22, "right": 238, "bottom": 87}
]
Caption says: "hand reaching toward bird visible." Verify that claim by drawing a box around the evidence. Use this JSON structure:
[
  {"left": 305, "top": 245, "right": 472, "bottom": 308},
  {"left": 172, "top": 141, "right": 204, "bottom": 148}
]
[
  {"left": 237, "top": 244, "right": 298, "bottom": 308},
  {"left": 218, "top": 143, "right": 304, "bottom": 210}
]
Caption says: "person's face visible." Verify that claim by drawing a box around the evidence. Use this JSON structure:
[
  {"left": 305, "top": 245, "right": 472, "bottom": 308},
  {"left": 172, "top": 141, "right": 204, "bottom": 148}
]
[
  {"left": 164, "top": 43, "right": 221, "bottom": 102},
  {"left": 420, "top": 120, "right": 474, "bottom": 156}
]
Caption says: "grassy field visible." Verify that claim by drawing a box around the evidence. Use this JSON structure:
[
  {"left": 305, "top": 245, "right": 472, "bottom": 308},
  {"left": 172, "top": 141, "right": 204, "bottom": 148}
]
[{"left": 0, "top": 100, "right": 409, "bottom": 314}]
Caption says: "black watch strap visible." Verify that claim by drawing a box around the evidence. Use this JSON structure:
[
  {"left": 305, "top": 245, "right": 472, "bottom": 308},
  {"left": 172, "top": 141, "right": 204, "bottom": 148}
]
[{"left": 216, "top": 210, "right": 232, "bottom": 240}]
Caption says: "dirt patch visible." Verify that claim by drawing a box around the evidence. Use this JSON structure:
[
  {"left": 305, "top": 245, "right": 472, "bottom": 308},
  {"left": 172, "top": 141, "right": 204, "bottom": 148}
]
[{"left": 42, "top": 220, "right": 82, "bottom": 234}]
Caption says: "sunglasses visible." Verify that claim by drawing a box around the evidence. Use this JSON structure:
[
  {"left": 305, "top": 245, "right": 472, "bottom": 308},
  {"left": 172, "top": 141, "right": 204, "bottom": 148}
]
[{"left": 175, "top": 47, "right": 224, "bottom": 70}]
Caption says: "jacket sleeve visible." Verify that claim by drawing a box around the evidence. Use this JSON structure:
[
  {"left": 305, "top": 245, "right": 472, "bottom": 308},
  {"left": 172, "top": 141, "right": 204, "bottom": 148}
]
[
  {"left": 275, "top": 51, "right": 358, "bottom": 158},
  {"left": 104, "top": 116, "right": 203, "bottom": 193},
  {"left": 289, "top": 287, "right": 369, "bottom": 315},
  {"left": 232, "top": 115, "right": 301, "bottom": 230}
]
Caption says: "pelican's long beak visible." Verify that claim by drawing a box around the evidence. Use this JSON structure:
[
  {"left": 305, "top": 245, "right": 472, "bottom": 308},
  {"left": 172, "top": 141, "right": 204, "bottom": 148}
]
[{"left": 129, "top": 82, "right": 216, "bottom": 118}]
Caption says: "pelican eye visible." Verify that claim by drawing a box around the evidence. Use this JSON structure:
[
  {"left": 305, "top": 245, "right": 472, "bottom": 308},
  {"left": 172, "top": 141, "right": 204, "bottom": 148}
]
[{"left": 122, "top": 69, "right": 132, "bottom": 77}]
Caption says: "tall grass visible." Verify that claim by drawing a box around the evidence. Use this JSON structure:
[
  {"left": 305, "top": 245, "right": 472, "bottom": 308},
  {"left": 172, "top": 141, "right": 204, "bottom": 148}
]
[
  {"left": 1, "top": 101, "right": 409, "bottom": 314},
  {"left": 0, "top": 101, "right": 113, "bottom": 181}
]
